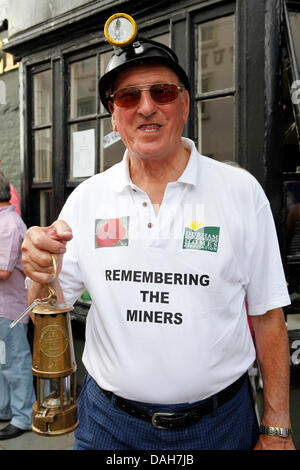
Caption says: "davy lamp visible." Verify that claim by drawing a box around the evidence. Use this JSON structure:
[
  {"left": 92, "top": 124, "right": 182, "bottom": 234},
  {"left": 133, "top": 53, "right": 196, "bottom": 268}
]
[
  {"left": 10, "top": 259, "right": 78, "bottom": 436},
  {"left": 31, "top": 295, "right": 78, "bottom": 436}
]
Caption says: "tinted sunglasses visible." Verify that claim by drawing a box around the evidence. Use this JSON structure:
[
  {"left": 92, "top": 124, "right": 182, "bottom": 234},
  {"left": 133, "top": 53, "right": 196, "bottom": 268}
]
[{"left": 110, "top": 83, "right": 184, "bottom": 108}]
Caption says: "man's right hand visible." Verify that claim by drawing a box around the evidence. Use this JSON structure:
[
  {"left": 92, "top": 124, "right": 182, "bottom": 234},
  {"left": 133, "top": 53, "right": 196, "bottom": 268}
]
[{"left": 22, "top": 220, "right": 73, "bottom": 285}]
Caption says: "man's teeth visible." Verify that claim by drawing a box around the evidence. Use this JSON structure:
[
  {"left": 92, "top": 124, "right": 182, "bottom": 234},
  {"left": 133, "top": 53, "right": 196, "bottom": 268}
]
[{"left": 139, "top": 125, "right": 160, "bottom": 132}]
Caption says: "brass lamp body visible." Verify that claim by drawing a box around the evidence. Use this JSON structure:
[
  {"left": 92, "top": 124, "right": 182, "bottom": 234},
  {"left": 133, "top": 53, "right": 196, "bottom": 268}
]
[{"left": 31, "top": 302, "right": 78, "bottom": 436}]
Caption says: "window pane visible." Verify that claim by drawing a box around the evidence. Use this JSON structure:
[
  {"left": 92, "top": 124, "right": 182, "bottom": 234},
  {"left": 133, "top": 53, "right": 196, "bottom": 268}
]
[
  {"left": 197, "top": 96, "right": 235, "bottom": 161},
  {"left": 33, "top": 70, "right": 51, "bottom": 125},
  {"left": 197, "top": 16, "right": 235, "bottom": 94},
  {"left": 154, "top": 33, "right": 169, "bottom": 47},
  {"left": 286, "top": 181, "right": 300, "bottom": 260},
  {"left": 39, "top": 189, "right": 54, "bottom": 227},
  {"left": 69, "top": 121, "right": 96, "bottom": 178},
  {"left": 282, "top": 65, "right": 300, "bottom": 172},
  {"left": 289, "top": 12, "right": 300, "bottom": 72},
  {"left": 100, "top": 118, "right": 125, "bottom": 172},
  {"left": 33, "top": 128, "right": 52, "bottom": 181},
  {"left": 100, "top": 51, "right": 113, "bottom": 114},
  {"left": 70, "top": 56, "right": 96, "bottom": 118},
  {"left": 285, "top": 181, "right": 300, "bottom": 314}
]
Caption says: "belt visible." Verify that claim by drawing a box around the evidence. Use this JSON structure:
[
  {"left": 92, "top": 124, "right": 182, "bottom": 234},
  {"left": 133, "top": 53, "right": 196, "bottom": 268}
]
[{"left": 101, "top": 372, "right": 247, "bottom": 430}]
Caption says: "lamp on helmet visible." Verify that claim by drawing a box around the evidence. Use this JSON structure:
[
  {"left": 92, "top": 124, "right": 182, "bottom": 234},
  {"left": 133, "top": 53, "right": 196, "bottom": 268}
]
[{"left": 99, "top": 13, "right": 190, "bottom": 112}]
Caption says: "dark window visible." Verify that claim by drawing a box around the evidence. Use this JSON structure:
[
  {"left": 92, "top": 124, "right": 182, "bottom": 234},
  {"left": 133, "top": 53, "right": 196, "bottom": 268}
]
[
  {"left": 195, "top": 13, "right": 235, "bottom": 162},
  {"left": 282, "top": 2, "right": 300, "bottom": 315},
  {"left": 28, "top": 65, "right": 54, "bottom": 226}
]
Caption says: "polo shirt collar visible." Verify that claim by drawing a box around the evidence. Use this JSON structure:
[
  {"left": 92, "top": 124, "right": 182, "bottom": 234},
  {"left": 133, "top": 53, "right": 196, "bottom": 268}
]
[
  {"left": 176, "top": 137, "right": 199, "bottom": 187},
  {"left": 111, "top": 149, "right": 133, "bottom": 193},
  {"left": 112, "top": 137, "right": 200, "bottom": 193}
]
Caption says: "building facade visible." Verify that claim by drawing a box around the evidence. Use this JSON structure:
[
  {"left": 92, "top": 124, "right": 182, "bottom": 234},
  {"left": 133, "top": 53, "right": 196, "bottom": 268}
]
[{"left": 0, "top": 0, "right": 20, "bottom": 195}]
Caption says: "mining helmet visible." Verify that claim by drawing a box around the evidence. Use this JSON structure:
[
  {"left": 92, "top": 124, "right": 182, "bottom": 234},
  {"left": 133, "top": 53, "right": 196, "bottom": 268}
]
[{"left": 99, "top": 13, "right": 190, "bottom": 112}]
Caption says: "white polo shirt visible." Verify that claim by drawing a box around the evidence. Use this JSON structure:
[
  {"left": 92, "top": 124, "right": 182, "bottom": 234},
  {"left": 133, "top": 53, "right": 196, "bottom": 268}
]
[{"left": 58, "top": 137, "right": 290, "bottom": 404}]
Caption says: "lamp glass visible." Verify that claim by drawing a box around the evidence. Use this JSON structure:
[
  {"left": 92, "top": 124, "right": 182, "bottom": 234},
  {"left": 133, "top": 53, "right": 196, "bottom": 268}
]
[
  {"left": 39, "top": 377, "right": 72, "bottom": 408},
  {"left": 108, "top": 17, "right": 134, "bottom": 43}
]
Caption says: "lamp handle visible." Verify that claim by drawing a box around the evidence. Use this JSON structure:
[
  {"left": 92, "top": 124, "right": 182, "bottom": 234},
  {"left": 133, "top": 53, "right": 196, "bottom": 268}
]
[{"left": 9, "top": 256, "right": 58, "bottom": 328}]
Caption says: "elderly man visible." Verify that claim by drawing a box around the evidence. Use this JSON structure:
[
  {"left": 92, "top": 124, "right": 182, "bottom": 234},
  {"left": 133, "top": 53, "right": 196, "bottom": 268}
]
[
  {"left": 0, "top": 172, "right": 35, "bottom": 440},
  {"left": 22, "top": 14, "right": 294, "bottom": 450}
]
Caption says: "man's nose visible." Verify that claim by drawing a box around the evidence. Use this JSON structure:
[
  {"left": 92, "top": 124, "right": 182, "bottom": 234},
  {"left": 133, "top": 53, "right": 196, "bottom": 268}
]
[{"left": 137, "top": 90, "right": 157, "bottom": 115}]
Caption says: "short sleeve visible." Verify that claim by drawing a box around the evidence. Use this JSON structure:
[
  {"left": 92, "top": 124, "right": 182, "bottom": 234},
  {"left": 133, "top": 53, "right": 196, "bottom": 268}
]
[
  {"left": 57, "top": 195, "right": 86, "bottom": 306},
  {"left": 246, "top": 203, "right": 290, "bottom": 315},
  {"left": 0, "top": 225, "right": 20, "bottom": 272}
]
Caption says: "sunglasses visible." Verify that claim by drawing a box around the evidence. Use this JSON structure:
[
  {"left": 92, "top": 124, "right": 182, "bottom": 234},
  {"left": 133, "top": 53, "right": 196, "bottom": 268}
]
[{"left": 110, "top": 83, "right": 184, "bottom": 108}]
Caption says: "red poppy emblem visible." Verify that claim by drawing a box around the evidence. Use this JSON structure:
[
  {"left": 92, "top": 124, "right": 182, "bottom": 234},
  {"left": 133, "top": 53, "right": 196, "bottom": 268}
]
[{"left": 96, "top": 218, "right": 127, "bottom": 247}]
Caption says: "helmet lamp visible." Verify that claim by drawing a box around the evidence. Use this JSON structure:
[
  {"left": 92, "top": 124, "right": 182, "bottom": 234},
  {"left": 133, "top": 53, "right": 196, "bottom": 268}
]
[{"left": 104, "top": 13, "right": 138, "bottom": 47}]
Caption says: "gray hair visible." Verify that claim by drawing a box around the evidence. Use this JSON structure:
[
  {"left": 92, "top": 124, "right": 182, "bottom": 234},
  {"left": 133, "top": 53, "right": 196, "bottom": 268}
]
[{"left": 0, "top": 171, "right": 11, "bottom": 202}]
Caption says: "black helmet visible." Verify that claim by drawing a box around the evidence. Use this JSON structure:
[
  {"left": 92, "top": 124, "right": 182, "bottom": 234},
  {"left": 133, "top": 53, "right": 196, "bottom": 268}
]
[{"left": 99, "top": 14, "right": 190, "bottom": 112}]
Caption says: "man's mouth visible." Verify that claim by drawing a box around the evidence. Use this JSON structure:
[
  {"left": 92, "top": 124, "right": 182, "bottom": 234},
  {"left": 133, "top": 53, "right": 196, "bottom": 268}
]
[{"left": 138, "top": 124, "right": 162, "bottom": 132}]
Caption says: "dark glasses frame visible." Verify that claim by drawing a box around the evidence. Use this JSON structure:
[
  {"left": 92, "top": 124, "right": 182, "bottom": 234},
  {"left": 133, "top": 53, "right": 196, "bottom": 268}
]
[{"left": 109, "top": 83, "right": 185, "bottom": 108}]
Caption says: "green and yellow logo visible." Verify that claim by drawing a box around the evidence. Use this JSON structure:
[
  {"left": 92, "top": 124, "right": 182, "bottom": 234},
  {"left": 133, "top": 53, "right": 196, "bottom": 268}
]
[{"left": 182, "top": 221, "right": 220, "bottom": 252}]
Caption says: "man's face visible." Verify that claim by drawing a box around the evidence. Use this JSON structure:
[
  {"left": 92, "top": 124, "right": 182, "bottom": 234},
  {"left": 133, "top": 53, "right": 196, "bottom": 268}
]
[{"left": 109, "top": 63, "right": 189, "bottom": 162}]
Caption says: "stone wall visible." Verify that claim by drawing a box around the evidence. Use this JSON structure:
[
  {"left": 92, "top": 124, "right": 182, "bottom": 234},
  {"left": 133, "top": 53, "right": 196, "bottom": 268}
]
[{"left": 0, "top": 34, "right": 20, "bottom": 196}]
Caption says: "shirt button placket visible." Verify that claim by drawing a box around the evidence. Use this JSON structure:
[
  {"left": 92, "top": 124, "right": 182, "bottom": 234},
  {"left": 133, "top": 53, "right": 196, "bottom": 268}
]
[{"left": 142, "top": 201, "right": 153, "bottom": 229}]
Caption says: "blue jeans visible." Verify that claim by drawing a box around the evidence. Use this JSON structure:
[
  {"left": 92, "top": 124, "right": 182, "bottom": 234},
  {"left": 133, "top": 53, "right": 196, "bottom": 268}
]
[
  {"left": 74, "top": 373, "right": 260, "bottom": 450},
  {"left": 0, "top": 318, "right": 36, "bottom": 430}
]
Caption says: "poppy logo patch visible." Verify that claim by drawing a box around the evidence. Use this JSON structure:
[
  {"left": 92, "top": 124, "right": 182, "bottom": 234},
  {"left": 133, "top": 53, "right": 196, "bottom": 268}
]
[{"left": 95, "top": 217, "right": 129, "bottom": 248}]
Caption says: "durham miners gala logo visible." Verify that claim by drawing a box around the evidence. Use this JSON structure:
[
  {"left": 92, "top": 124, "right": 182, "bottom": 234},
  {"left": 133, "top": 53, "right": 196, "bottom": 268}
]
[
  {"left": 182, "top": 221, "right": 220, "bottom": 252},
  {"left": 95, "top": 216, "right": 129, "bottom": 248}
]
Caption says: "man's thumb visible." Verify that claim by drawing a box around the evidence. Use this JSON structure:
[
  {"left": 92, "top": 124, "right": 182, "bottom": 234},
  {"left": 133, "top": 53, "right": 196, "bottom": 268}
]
[{"left": 48, "top": 220, "right": 73, "bottom": 242}]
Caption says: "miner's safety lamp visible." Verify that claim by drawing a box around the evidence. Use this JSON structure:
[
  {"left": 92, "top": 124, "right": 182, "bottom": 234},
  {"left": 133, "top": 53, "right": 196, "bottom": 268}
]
[
  {"left": 31, "top": 297, "right": 78, "bottom": 436},
  {"left": 10, "top": 260, "right": 78, "bottom": 436}
]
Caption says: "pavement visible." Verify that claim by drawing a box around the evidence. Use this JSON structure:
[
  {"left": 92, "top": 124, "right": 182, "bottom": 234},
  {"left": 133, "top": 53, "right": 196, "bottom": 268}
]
[{"left": 0, "top": 420, "right": 74, "bottom": 450}]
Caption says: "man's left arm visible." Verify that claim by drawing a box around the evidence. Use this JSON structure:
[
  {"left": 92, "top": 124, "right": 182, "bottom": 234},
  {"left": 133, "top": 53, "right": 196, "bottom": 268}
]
[
  {"left": 0, "top": 225, "right": 19, "bottom": 281},
  {"left": 251, "top": 307, "right": 296, "bottom": 450},
  {"left": 0, "top": 270, "right": 12, "bottom": 280}
]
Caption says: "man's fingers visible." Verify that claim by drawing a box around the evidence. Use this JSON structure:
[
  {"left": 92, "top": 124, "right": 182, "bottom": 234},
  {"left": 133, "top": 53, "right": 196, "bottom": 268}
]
[
  {"left": 22, "top": 249, "right": 57, "bottom": 283},
  {"left": 24, "top": 226, "right": 68, "bottom": 254},
  {"left": 49, "top": 220, "right": 73, "bottom": 242},
  {"left": 22, "top": 242, "right": 53, "bottom": 268},
  {"left": 25, "top": 269, "right": 55, "bottom": 285},
  {"left": 21, "top": 221, "right": 72, "bottom": 283}
]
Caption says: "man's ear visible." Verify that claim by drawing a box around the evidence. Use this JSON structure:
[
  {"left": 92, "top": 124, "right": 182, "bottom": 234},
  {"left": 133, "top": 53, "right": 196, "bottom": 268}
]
[
  {"left": 108, "top": 100, "right": 114, "bottom": 114},
  {"left": 181, "top": 90, "right": 190, "bottom": 125},
  {"left": 108, "top": 101, "right": 118, "bottom": 132}
]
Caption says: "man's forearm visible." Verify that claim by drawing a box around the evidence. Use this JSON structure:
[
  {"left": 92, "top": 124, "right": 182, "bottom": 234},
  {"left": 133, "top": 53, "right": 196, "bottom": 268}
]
[
  {"left": 0, "top": 270, "right": 12, "bottom": 280},
  {"left": 251, "top": 307, "right": 295, "bottom": 449},
  {"left": 28, "top": 280, "right": 50, "bottom": 305},
  {"left": 251, "top": 307, "right": 291, "bottom": 426}
]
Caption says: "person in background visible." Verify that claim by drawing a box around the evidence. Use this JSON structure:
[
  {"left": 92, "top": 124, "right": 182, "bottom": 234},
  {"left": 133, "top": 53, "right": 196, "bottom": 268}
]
[
  {"left": 0, "top": 171, "right": 35, "bottom": 440},
  {"left": 0, "top": 160, "right": 21, "bottom": 216},
  {"left": 9, "top": 184, "right": 21, "bottom": 216}
]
